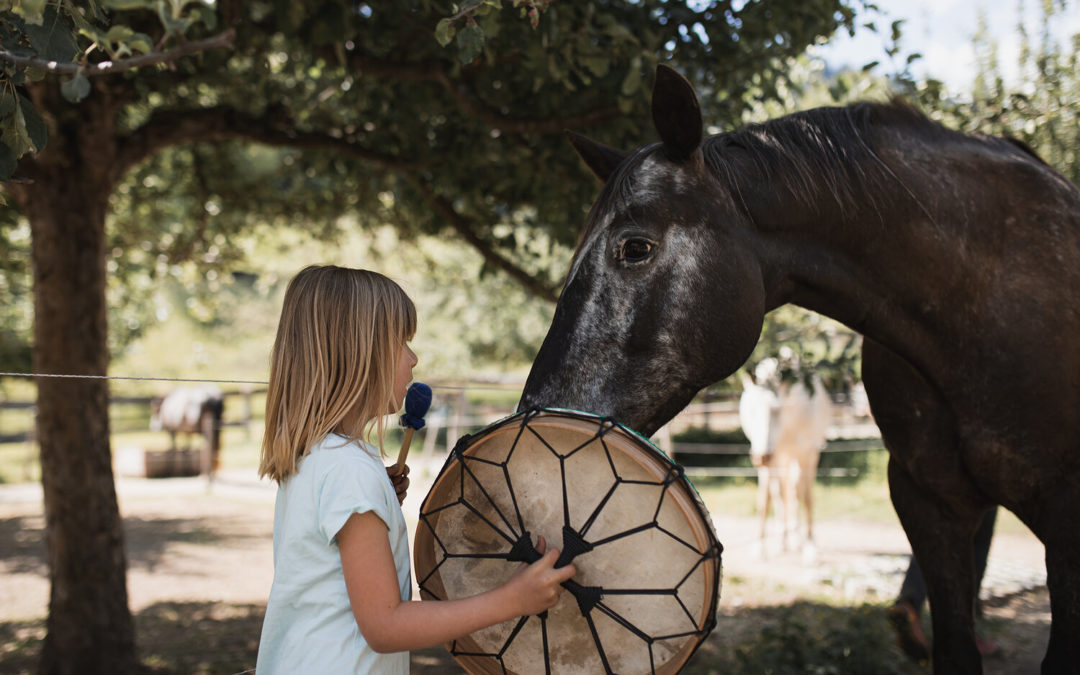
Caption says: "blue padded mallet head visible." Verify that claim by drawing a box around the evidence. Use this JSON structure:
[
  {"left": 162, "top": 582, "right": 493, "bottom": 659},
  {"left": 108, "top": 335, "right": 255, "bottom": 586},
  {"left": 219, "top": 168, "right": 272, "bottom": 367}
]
[
  {"left": 395, "top": 382, "right": 432, "bottom": 473},
  {"left": 400, "top": 382, "right": 433, "bottom": 430}
]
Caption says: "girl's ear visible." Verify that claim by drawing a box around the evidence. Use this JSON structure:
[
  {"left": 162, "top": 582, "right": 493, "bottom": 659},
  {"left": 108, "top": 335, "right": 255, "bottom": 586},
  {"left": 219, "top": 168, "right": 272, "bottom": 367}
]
[{"left": 651, "top": 64, "right": 702, "bottom": 162}]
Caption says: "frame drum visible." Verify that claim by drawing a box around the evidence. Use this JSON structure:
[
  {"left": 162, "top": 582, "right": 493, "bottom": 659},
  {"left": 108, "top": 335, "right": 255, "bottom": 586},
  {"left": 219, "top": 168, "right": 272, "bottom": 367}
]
[{"left": 414, "top": 409, "right": 723, "bottom": 674}]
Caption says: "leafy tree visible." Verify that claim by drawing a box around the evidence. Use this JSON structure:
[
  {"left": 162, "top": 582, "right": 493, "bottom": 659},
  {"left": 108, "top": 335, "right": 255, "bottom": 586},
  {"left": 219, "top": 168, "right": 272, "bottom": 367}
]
[
  {"left": 900, "top": 0, "right": 1079, "bottom": 186},
  {"left": 0, "top": 1, "right": 866, "bottom": 671}
]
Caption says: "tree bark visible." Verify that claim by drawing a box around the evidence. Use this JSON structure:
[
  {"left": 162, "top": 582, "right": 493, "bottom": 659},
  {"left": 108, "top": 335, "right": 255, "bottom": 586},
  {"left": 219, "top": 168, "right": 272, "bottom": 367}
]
[{"left": 13, "top": 84, "right": 138, "bottom": 675}]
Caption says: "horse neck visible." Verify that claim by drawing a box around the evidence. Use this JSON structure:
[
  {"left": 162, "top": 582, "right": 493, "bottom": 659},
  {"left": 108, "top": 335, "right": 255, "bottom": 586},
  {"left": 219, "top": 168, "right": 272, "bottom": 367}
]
[
  {"left": 741, "top": 146, "right": 982, "bottom": 373},
  {"left": 748, "top": 129, "right": 1078, "bottom": 392}
]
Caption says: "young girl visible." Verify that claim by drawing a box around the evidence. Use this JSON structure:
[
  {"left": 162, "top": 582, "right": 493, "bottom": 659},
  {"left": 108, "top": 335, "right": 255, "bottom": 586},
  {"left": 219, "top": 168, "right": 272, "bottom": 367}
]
[{"left": 256, "top": 265, "right": 574, "bottom": 674}]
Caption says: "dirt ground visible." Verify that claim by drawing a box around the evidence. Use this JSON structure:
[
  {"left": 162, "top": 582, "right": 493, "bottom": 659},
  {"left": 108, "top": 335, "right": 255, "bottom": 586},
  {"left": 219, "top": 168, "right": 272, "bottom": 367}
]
[{"left": 0, "top": 460, "right": 1052, "bottom": 674}]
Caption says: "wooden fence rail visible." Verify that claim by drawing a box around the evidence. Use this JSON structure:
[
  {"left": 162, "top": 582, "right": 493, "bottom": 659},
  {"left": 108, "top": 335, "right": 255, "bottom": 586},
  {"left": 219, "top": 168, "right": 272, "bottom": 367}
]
[{"left": 0, "top": 388, "right": 266, "bottom": 444}]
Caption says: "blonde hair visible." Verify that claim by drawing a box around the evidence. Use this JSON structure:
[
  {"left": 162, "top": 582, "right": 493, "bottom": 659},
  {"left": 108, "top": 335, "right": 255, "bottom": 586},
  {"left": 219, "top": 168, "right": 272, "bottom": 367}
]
[{"left": 259, "top": 265, "right": 417, "bottom": 484}]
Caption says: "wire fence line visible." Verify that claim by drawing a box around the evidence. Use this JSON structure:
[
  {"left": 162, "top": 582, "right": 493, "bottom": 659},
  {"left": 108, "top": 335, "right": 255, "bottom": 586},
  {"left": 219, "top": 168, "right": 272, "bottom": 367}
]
[
  {"left": 0, "top": 369, "right": 883, "bottom": 481},
  {"left": 0, "top": 370, "right": 526, "bottom": 391}
]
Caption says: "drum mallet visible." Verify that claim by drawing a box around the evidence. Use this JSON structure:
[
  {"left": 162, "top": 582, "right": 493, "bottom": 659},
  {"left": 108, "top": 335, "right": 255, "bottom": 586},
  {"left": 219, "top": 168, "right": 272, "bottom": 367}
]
[{"left": 394, "top": 382, "right": 432, "bottom": 475}]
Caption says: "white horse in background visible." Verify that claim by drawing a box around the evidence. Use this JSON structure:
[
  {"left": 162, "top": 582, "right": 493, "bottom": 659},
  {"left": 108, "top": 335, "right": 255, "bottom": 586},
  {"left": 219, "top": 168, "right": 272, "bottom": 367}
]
[{"left": 739, "top": 357, "right": 833, "bottom": 560}]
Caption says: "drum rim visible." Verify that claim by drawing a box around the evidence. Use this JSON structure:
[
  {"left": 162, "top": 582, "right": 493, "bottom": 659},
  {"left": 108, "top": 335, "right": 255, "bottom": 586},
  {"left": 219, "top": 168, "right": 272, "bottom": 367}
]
[{"left": 414, "top": 408, "right": 723, "bottom": 675}]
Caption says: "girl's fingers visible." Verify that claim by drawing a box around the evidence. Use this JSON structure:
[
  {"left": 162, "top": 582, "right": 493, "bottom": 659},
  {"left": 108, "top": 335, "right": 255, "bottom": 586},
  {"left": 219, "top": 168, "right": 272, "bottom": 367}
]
[{"left": 553, "top": 562, "right": 576, "bottom": 582}]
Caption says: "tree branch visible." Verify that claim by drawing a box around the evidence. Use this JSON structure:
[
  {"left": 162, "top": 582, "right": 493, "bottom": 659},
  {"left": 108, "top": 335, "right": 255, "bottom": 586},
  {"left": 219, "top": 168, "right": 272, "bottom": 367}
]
[
  {"left": 404, "top": 173, "right": 559, "bottom": 303},
  {"left": 113, "top": 104, "right": 420, "bottom": 183},
  {"left": 0, "top": 29, "right": 235, "bottom": 76},
  {"left": 345, "top": 52, "right": 622, "bottom": 134}
]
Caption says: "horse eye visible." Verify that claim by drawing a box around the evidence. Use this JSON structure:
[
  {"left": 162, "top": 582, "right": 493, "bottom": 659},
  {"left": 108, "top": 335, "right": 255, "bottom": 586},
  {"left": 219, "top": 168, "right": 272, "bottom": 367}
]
[{"left": 620, "top": 238, "right": 655, "bottom": 264}]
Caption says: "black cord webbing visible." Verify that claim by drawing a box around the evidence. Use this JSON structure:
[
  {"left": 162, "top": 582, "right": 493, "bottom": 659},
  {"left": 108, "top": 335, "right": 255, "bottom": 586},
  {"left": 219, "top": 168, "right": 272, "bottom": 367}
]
[{"left": 417, "top": 410, "right": 723, "bottom": 674}]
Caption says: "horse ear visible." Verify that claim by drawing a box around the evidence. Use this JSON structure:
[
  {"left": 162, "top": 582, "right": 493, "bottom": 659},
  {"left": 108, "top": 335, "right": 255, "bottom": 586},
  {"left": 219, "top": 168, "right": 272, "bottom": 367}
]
[
  {"left": 651, "top": 64, "right": 702, "bottom": 161},
  {"left": 565, "top": 130, "right": 628, "bottom": 182}
]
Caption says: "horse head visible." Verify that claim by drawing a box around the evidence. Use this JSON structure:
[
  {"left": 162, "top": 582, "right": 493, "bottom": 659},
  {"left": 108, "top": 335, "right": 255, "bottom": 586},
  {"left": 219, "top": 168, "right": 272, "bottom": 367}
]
[
  {"left": 520, "top": 65, "right": 765, "bottom": 435},
  {"left": 739, "top": 359, "right": 784, "bottom": 468}
]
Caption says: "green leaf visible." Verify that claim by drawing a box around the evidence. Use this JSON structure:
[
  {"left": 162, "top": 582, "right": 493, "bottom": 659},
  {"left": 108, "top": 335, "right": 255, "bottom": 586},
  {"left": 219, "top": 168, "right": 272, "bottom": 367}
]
[
  {"left": 0, "top": 143, "right": 16, "bottom": 182},
  {"left": 435, "top": 18, "right": 455, "bottom": 47},
  {"left": 103, "top": 0, "right": 155, "bottom": 9},
  {"left": 456, "top": 22, "right": 484, "bottom": 64},
  {"left": 18, "top": 93, "right": 46, "bottom": 153},
  {"left": 129, "top": 32, "right": 154, "bottom": 53},
  {"left": 0, "top": 98, "right": 33, "bottom": 157},
  {"left": 60, "top": 73, "right": 92, "bottom": 103},
  {"left": 14, "top": 0, "right": 46, "bottom": 24},
  {"left": 0, "top": 92, "right": 15, "bottom": 118},
  {"left": 620, "top": 56, "right": 642, "bottom": 96},
  {"left": 24, "top": 66, "right": 47, "bottom": 82},
  {"left": 189, "top": 6, "right": 217, "bottom": 31},
  {"left": 106, "top": 25, "right": 135, "bottom": 44},
  {"left": 22, "top": 6, "right": 80, "bottom": 62},
  {"left": 583, "top": 56, "right": 610, "bottom": 78}
]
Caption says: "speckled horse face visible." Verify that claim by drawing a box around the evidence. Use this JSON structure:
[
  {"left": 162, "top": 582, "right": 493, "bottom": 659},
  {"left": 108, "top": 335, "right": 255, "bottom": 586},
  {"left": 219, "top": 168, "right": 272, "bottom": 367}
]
[{"left": 520, "top": 67, "right": 764, "bottom": 436}]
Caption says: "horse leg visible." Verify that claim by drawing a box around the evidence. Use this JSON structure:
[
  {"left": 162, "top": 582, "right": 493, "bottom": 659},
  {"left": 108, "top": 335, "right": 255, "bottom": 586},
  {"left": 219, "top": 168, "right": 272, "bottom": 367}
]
[
  {"left": 889, "top": 461, "right": 987, "bottom": 673},
  {"left": 754, "top": 467, "right": 771, "bottom": 558},
  {"left": 798, "top": 451, "right": 819, "bottom": 562},
  {"left": 863, "top": 340, "right": 988, "bottom": 674},
  {"left": 780, "top": 463, "right": 798, "bottom": 552},
  {"left": 1043, "top": 539, "right": 1080, "bottom": 673},
  {"left": 1015, "top": 490, "right": 1080, "bottom": 673}
]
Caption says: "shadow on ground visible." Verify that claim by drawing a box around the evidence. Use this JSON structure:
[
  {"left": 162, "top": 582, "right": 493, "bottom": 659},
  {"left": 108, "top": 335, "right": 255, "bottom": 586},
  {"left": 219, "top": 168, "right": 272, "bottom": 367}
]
[
  {"left": 0, "top": 582, "right": 1049, "bottom": 674},
  {"left": 0, "top": 598, "right": 973, "bottom": 675},
  {"left": 0, "top": 512, "right": 269, "bottom": 575}
]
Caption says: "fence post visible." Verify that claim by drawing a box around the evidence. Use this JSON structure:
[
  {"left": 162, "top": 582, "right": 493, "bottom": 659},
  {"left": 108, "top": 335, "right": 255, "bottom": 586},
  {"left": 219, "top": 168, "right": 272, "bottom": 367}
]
[
  {"left": 24, "top": 411, "right": 37, "bottom": 482},
  {"left": 656, "top": 424, "right": 673, "bottom": 460},
  {"left": 447, "top": 388, "right": 469, "bottom": 454},
  {"left": 242, "top": 387, "right": 254, "bottom": 441}
]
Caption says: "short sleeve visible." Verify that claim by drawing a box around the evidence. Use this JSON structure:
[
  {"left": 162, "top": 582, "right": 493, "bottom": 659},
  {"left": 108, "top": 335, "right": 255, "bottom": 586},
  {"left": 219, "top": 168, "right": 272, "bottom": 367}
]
[{"left": 315, "top": 456, "right": 393, "bottom": 545}]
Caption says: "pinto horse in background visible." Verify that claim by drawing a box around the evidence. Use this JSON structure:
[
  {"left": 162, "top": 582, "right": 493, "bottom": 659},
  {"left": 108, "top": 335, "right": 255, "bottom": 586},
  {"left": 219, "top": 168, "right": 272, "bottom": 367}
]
[
  {"left": 150, "top": 385, "right": 225, "bottom": 478},
  {"left": 520, "top": 65, "right": 1080, "bottom": 673},
  {"left": 739, "top": 357, "right": 832, "bottom": 560}
]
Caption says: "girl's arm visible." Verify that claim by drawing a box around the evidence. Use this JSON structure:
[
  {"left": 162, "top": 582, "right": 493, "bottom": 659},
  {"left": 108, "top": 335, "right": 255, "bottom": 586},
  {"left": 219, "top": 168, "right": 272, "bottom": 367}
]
[{"left": 337, "top": 510, "right": 576, "bottom": 654}]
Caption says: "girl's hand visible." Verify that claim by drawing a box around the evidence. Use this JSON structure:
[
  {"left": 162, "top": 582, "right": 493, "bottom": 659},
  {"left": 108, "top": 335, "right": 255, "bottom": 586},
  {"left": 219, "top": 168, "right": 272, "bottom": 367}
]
[
  {"left": 387, "top": 464, "right": 410, "bottom": 504},
  {"left": 503, "top": 535, "right": 577, "bottom": 617}
]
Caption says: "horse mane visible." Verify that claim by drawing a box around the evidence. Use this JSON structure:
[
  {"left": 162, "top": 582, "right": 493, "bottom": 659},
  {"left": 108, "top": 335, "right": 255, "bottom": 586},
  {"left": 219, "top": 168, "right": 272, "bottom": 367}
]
[
  {"left": 702, "top": 98, "right": 946, "bottom": 221},
  {"left": 702, "top": 98, "right": 1054, "bottom": 223}
]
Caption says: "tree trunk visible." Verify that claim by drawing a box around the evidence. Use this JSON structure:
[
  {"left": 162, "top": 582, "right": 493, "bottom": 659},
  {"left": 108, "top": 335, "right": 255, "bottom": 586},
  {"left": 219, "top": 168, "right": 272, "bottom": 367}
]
[{"left": 13, "top": 86, "right": 138, "bottom": 674}]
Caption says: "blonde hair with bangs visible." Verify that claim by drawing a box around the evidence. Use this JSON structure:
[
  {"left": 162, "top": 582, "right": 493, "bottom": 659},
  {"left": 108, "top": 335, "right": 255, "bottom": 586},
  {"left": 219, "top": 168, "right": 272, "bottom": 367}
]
[{"left": 259, "top": 265, "right": 417, "bottom": 484}]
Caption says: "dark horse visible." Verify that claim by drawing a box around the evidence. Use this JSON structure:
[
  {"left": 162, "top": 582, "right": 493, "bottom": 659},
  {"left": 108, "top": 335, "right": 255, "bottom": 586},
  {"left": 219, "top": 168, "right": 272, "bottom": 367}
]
[{"left": 520, "top": 65, "right": 1080, "bottom": 674}]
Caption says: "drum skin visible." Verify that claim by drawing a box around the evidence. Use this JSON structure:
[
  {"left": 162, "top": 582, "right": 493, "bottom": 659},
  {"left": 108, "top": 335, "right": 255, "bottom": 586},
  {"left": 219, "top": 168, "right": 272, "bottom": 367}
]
[{"left": 414, "top": 409, "right": 723, "bottom": 675}]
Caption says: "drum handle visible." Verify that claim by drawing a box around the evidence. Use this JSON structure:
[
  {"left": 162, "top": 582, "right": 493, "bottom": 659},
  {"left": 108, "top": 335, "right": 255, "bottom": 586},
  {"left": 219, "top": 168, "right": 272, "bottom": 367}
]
[{"left": 508, "top": 530, "right": 603, "bottom": 615}]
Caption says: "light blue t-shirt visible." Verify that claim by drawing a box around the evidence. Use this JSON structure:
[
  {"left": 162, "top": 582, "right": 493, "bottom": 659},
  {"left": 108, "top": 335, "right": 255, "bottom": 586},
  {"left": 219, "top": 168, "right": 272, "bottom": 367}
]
[{"left": 256, "top": 433, "right": 411, "bottom": 674}]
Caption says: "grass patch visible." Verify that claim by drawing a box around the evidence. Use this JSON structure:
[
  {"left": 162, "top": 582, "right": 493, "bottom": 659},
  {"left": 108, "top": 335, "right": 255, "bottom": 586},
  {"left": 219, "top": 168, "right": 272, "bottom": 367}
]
[
  {"left": 691, "top": 448, "right": 901, "bottom": 526},
  {"left": 685, "top": 601, "right": 924, "bottom": 675}
]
